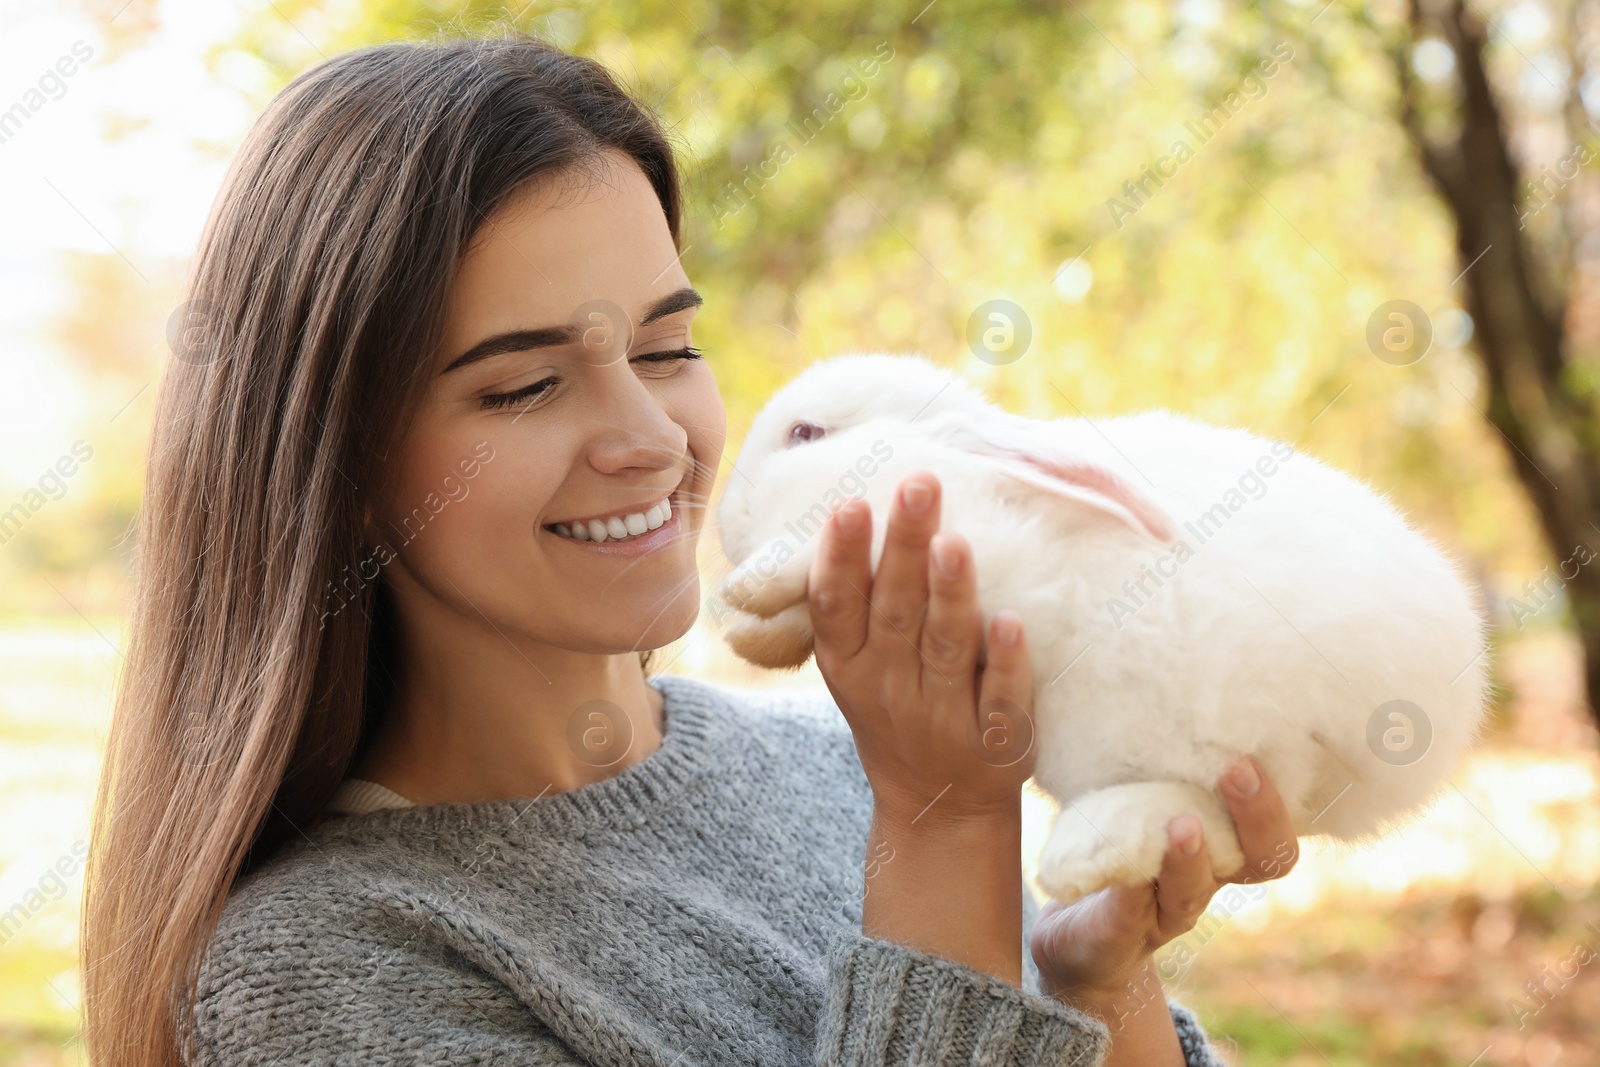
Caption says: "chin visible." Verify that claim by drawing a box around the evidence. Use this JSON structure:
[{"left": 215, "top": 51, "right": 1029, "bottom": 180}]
[{"left": 612, "top": 578, "right": 702, "bottom": 652}]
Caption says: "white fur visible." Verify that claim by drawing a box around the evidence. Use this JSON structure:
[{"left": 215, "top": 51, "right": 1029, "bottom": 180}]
[{"left": 712, "top": 353, "right": 1491, "bottom": 902}]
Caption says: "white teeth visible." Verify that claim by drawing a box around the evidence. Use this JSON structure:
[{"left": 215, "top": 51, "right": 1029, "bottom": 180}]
[{"left": 551, "top": 495, "right": 675, "bottom": 544}]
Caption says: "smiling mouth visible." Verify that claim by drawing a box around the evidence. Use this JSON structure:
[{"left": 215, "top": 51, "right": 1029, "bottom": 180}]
[{"left": 546, "top": 493, "right": 676, "bottom": 545}]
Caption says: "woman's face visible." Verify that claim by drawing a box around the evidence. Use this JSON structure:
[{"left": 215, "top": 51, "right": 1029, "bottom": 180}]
[{"left": 370, "top": 151, "right": 726, "bottom": 657}]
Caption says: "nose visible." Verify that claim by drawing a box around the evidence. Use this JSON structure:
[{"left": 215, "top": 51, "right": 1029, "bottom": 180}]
[{"left": 583, "top": 366, "right": 688, "bottom": 479}]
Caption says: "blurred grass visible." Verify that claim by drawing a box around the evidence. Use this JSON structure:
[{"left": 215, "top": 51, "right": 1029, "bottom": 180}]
[{"left": 1176, "top": 885, "right": 1600, "bottom": 1066}]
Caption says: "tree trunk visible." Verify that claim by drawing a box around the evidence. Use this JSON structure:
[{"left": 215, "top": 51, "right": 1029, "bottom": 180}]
[{"left": 1392, "top": 0, "right": 1600, "bottom": 732}]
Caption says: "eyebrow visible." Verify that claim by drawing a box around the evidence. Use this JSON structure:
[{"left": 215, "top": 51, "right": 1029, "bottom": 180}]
[{"left": 441, "top": 287, "right": 704, "bottom": 374}]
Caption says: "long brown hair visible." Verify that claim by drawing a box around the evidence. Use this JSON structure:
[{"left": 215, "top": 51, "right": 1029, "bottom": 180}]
[{"left": 81, "top": 29, "right": 683, "bottom": 1067}]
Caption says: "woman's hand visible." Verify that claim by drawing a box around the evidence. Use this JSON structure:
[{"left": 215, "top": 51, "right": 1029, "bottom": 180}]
[
  {"left": 1030, "top": 756, "right": 1301, "bottom": 1046},
  {"left": 808, "top": 469, "right": 1037, "bottom": 826},
  {"left": 810, "top": 470, "right": 1040, "bottom": 986}
]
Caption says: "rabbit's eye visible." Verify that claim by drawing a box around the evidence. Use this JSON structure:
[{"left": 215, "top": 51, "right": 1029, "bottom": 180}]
[{"left": 787, "top": 421, "right": 826, "bottom": 446}]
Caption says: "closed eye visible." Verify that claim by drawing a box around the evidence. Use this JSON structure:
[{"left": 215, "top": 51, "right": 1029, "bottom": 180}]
[
  {"left": 476, "top": 375, "right": 560, "bottom": 409},
  {"left": 479, "top": 347, "right": 706, "bottom": 412}
]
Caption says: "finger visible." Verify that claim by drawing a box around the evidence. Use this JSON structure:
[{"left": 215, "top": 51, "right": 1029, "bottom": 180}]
[
  {"left": 1029, "top": 884, "right": 1153, "bottom": 997},
  {"left": 1218, "top": 756, "right": 1300, "bottom": 884},
  {"left": 1154, "top": 814, "right": 1215, "bottom": 943},
  {"left": 919, "top": 532, "right": 983, "bottom": 698},
  {"left": 971, "top": 610, "right": 1037, "bottom": 771},
  {"left": 865, "top": 473, "right": 940, "bottom": 654},
  {"left": 1084, "top": 883, "right": 1158, "bottom": 963},
  {"left": 808, "top": 499, "right": 874, "bottom": 660}
]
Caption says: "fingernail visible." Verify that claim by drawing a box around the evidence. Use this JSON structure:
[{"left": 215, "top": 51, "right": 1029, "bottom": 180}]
[
  {"left": 1226, "top": 758, "right": 1261, "bottom": 797},
  {"left": 1171, "top": 814, "right": 1203, "bottom": 856},
  {"left": 932, "top": 536, "right": 961, "bottom": 579},
  {"left": 901, "top": 477, "right": 932, "bottom": 516},
  {"left": 992, "top": 611, "right": 1021, "bottom": 647},
  {"left": 834, "top": 502, "right": 864, "bottom": 537}
]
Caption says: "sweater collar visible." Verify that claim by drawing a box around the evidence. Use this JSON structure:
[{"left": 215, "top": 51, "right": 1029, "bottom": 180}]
[{"left": 305, "top": 672, "right": 726, "bottom": 846}]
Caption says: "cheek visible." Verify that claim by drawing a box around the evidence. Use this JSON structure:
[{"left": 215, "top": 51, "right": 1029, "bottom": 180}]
[
  {"left": 469, "top": 449, "right": 563, "bottom": 544},
  {"left": 388, "top": 430, "right": 478, "bottom": 506},
  {"left": 679, "top": 367, "right": 728, "bottom": 465},
  {"left": 378, "top": 429, "right": 554, "bottom": 568}
]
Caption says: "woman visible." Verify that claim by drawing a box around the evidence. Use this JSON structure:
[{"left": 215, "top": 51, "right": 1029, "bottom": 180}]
[{"left": 81, "top": 30, "right": 1300, "bottom": 1067}]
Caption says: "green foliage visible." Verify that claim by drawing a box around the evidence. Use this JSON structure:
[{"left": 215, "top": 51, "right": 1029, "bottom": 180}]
[
  {"left": 168, "top": 0, "right": 1535, "bottom": 578},
  {"left": 35, "top": 0, "right": 1549, "bottom": 632}
]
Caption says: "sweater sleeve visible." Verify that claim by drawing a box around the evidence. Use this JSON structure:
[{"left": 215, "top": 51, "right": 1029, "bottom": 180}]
[
  {"left": 1167, "top": 999, "right": 1232, "bottom": 1067},
  {"left": 813, "top": 937, "right": 1226, "bottom": 1067},
  {"left": 814, "top": 929, "right": 1110, "bottom": 1066}
]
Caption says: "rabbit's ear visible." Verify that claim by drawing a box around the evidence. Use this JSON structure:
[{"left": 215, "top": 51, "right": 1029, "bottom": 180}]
[{"left": 924, "top": 411, "right": 1177, "bottom": 544}]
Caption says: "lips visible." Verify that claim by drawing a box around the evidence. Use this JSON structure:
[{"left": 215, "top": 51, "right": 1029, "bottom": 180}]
[
  {"left": 548, "top": 495, "right": 673, "bottom": 544},
  {"left": 540, "top": 470, "right": 691, "bottom": 543}
]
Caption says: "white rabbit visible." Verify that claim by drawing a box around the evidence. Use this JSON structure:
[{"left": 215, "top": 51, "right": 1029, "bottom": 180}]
[{"left": 711, "top": 352, "right": 1490, "bottom": 903}]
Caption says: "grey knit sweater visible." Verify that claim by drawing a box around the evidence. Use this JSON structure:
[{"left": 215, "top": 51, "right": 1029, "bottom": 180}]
[{"left": 193, "top": 673, "right": 1229, "bottom": 1066}]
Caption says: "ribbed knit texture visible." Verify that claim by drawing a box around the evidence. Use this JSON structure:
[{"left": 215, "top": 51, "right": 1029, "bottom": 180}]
[
  {"left": 324, "top": 776, "right": 415, "bottom": 815},
  {"left": 193, "top": 673, "right": 1229, "bottom": 1066}
]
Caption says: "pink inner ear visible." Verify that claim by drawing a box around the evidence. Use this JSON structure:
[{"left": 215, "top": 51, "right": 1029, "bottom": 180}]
[
  {"left": 1009, "top": 450, "right": 1177, "bottom": 544},
  {"left": 918, "top": 408, "right": 1177, "bottom": 545}
]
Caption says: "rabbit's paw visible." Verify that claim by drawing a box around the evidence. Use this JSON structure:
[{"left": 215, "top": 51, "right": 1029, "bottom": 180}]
[
  {"left": 718, "top": 602, "right": 815, "bottom": 670},
  {"left": 714, "top": 536, "right": 813, "bottom": 619},
  {"left": 1036, "top": 781, "right": 1244, "bottom": 903}
]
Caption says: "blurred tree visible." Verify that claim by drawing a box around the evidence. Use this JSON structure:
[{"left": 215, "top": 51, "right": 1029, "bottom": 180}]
[{"left": 1383, "top": 0, "right": 1600, "bottom": 727}]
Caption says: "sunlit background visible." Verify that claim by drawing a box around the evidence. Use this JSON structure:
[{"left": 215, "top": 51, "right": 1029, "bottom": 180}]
[{"left": 2, "top": 0, "right": 1598, "bottom": 1064}]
